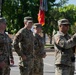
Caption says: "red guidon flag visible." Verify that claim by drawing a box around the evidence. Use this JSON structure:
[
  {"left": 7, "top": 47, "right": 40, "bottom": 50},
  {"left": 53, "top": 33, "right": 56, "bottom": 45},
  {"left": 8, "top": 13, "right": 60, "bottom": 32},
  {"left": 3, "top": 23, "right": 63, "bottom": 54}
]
[
  {"left": 38, "top": 0, "right": 45, "bottom": 26},
  {"left": 38, "top": 0, "right": 48, "bottom": 26},
  {"left": 38, "top": 9, "right": 45, "bottom": 26}
]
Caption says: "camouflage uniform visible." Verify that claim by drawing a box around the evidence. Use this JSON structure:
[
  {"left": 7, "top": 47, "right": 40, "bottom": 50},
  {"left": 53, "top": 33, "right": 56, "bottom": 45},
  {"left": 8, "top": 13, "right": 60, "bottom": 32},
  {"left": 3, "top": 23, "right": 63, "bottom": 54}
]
[
  {"left": 8, "top": 37, "right": 13, "bottom": 60},
  {"left": 0, "top": 33, "right": 12, "bottom": 75},
  {"left": 6, "top": 36, "right": 14, "bottom": 66},
  {"left": 0, "top": 17, "right": 14, "bottom": 75},
  {"left": 33, "top": 23, "right": 46, "bottom": 75},
  {"left": 54, "top": 19, "right": 76, "bottom": 75},
  {"left": 13, "top": 28, "right": 34, "bottom": 75}
]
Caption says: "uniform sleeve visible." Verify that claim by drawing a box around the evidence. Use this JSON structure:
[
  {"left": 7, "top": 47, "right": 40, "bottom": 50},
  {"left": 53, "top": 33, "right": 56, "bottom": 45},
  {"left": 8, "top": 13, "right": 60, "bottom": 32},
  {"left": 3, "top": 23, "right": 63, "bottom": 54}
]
[
  {"left": 54, "top": 34, "right": 76, "bottom": 49},
  {"left": 13, "top": 32, "right": 24, "bottom": 56},
  {"left": 9, "top": 39, "right": 14, "bottom": 59},
  {"left": 64, "top": 35, "right": 76, "bottom": 49},
  {"left": 38, "top": 38, "right": 46, "bottom": 56}
]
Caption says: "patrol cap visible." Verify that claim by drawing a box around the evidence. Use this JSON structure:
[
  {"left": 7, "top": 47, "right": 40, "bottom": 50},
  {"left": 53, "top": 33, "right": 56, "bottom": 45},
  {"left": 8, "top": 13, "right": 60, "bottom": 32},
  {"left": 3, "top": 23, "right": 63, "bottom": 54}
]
[
  {"left": 0, "top": 17, "right": 6, "bottom": 24},
  {"left": 58, "top": 19, "right": 70, "bottom": 26},
  {"left": 24, "top": 16, "right": 33, "bottom": 22},
  {"left": 27, "top": 20, "right": 33, "bottom": 23},
  {"left": 33, "top": 23, "right": 42, "bottom": 28}
]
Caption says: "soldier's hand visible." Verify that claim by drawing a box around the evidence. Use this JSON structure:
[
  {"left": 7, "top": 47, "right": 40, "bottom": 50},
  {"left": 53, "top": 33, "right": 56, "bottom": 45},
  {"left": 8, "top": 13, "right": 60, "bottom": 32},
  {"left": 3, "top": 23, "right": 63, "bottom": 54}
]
[
  {"left": 42, "top": 54, "right": 47, "bottom": 58},
  {"left": 73, "top": 33, "right": 76, "bottom": 41},
  {"left": 22, "top": 55, "right": 27, "bottom": 60},
  {"left": 0, "top": 61, "right": 7, "bottom": 68}
]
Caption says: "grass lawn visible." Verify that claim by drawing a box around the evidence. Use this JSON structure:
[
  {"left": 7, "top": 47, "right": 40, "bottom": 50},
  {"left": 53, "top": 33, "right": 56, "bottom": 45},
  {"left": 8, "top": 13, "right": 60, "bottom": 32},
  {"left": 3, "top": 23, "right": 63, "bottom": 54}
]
[{"left": 45, "top": 44, "right": 54, "bottom": 48}]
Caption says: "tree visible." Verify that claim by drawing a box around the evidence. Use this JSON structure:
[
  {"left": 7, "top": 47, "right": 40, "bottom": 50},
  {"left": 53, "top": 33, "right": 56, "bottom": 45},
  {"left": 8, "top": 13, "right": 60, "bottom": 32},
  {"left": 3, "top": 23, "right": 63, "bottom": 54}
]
[
  {"left": 2, "top": 0, "right": 76, "bottom": 44},
  {"left": 2, "top": 0, "right": 56, "bottom": 34},
  {"left": 42, "top": 0, "right": 69, "bottom": 44},
  {"left": 58, "top": 4, "right": 76, "bottom": 34}
]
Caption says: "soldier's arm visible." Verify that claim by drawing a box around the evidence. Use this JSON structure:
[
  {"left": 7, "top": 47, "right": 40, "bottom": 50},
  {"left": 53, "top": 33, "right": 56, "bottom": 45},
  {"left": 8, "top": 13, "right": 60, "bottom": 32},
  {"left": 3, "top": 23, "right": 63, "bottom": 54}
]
[
  {"left": 13, "top": 32, "right": 24, "bottom": 57},
  {"left": 38, "top": 38, "right": 46, "bottom": 58},
  {"left": 9, "top": 43, "right": 14, "bottom": 60},
  {"left": 9, "top": 38, "right": 14, "bottom": 60},
  {"left": 54, "top": 33, "right": 76, "bottom": 49},
  {"left": 9, "top": 43, "right": 14, "bottom": 65},
  {"left": 40, "top": 48, "right": 46, "bottom": 58}
]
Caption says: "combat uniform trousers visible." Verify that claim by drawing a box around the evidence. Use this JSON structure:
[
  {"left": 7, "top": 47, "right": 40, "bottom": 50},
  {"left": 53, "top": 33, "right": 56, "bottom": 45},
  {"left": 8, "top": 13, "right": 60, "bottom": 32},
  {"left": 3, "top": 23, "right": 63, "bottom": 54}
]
[
  {"left": 70, "top": 62, "right": 75, "bottom": 75},
  {"left": 0, "top": 64, "right": 10, "bottom": 75},
  {"left": 55, "top": 64, "right": 72, "bottom": 75},
  {"left": 19, "top": 58, "right": 34, "bottom": 75},
  {"left": 3, "top": 65, "right": 10, "bottom": 75},
  {"left": 34, "top": 58, "right": 43, "bottom": 75}
]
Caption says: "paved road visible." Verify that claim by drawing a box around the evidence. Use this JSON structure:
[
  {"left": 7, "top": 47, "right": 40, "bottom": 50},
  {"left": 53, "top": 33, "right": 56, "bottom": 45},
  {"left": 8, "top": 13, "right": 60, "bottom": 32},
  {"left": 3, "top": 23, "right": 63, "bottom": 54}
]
[{"left": 10, "top": 52, "right": 76, "bottom": 75}]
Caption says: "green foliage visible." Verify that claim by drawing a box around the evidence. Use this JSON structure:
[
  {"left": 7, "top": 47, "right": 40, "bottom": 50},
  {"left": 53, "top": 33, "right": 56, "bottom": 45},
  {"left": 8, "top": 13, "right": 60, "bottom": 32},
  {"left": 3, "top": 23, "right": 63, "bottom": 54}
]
[
  {"left": 2, "top": 0, "right": 40, "bottom": 33},
  {"left": 71, "top": 24, "right": 76, "bottom": 34},
  {"left": 58, "top": 4, "right": 76, "bottom": 34},
  {"left": 2, "top": 0, "right": 76, "bottom": 35}
]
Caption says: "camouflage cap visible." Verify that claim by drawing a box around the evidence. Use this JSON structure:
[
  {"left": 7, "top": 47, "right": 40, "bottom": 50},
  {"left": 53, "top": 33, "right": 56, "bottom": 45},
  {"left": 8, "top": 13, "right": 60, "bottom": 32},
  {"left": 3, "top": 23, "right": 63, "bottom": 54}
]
[
  {"left": 33, "top": 23, "right": 42, "bottom": 28},
  {"left": 58, "top": 19, "right": 70, "bottom": 26},
  {"left": 27, "top": 20, "right": 33, "bottom": 23},
  {"left": 24, "top": 16, "right": 33, "bottom": 21},
  {"left": 0, "top": 17, "right": 6, "bottom": 24}
]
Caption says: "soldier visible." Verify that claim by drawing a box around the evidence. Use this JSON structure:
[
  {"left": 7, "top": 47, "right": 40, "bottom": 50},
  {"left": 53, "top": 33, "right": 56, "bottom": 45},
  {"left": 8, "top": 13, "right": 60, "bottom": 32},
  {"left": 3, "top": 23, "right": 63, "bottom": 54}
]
[
  {"left": 33, "top": 23, "right": 46, "bottom": 75},
  {"left": 0, "top": 17, "right": 13, "bottom": 75},
  {"left": 13, "top": 16, "right": 34, "bottom": 75},
  {"left": 53, "top": 18, "right": 76, "bottom": 75}
]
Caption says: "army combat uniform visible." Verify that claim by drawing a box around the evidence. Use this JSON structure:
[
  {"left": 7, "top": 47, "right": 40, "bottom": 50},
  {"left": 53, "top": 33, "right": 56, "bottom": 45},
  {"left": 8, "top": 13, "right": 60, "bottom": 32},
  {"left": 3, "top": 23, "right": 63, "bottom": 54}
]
[
  {"left": 9, "top": 37, "right": 14, "bottom": 65},
  {"left": 0, "top": 33, "right": 12, "bottom": 75},
  {"left": 33, "top": 33, "right": 46, "bottom": 75},
  {"left": 54, "top": 31, "right": 76, "bottom": 75},
  {"left": 13, "top": 28, "right": 34, "bottom": 75}
]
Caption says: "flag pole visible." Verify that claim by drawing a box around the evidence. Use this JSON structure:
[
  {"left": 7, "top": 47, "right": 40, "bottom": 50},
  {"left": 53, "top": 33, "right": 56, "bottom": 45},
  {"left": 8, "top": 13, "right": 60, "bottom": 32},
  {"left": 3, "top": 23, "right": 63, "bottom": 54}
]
[{"left": 38, "top": 0, "right": 48, "bottom": 44}]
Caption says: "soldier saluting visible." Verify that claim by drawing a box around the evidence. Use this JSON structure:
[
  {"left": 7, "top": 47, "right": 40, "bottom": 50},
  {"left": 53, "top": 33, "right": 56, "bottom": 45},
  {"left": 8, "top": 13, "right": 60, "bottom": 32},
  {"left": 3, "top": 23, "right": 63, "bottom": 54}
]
[{"left": 54, "top": 19, "right": 76, "bottom": 75}]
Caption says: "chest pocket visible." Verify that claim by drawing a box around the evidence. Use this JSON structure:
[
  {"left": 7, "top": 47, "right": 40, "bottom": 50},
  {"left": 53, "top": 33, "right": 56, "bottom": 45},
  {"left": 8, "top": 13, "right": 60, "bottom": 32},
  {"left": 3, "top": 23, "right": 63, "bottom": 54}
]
[{"left": 23, "top": 32, "right": 33, "bottom": 43}]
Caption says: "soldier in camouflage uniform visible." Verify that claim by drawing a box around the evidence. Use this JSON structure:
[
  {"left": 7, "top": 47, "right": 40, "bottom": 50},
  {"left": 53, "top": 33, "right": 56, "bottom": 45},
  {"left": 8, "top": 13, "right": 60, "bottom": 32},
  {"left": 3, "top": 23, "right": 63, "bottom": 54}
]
[
  {"left": 4, "top": 34, "right": 14, "bottom": 74},
  {"left": 33, "top": 23, "right": 46, "bottom": 75},
  {"left": 0, "top": 17, "right": 13, "bottom": 75},
  {"left": 13, "top": 17, "right": 34, "bottom": 75},
  {"left": 54, "top": 18, "right": 76, "bottom": 75}
]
